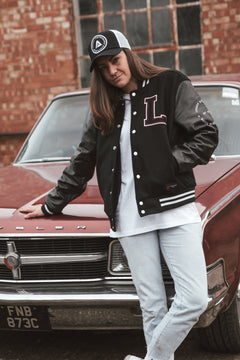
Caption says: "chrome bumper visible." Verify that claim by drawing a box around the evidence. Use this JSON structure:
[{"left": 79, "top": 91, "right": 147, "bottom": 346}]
[
  {"left": 0, "top": 258, "right": 229, "bottom": 330},
  {"left": 0, "top": 283, "right": 143, "bottom": 329}
]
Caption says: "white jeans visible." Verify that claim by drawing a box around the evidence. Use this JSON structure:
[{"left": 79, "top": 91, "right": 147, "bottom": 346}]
[{"left": 119, "top": 222, "right": 208, "bottom": 360}]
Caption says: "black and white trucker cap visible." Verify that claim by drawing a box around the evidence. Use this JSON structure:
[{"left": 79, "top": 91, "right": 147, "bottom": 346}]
[{"left": 88, "top": 29, "right": 131, "bottom": 72}]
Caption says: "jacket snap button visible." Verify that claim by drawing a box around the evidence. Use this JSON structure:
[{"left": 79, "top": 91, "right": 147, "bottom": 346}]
[
  {"left": 132, "top": 129, "right": 136, "bottom": 134},
  {"left": 139, "top": 201, "right": 143, "bottom": 206},
  {"left": 113, "top": 146, "right": 117, "bottom": 150},
  {"left": 117, "top": 124, "right": 121, "bottom": 128},
  {"left": 133, "top": 111, "right": 137, "bottom": 115},
  {"left": 133, "top": 151, "right": 138, "bottom": 156},
  {"left": 136, "top": 174, "right": 141, "bottom": 179},
  {"left": 132, "top": 92, "right": 136, "bottom": 97},
  {"left": 141, "top": 210, "right": 146, "bottom": 214}
]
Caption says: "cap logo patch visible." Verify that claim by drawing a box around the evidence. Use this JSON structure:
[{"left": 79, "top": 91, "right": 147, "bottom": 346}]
[{"left": 91, "top": 34, "right": 108, "bottom": 54}]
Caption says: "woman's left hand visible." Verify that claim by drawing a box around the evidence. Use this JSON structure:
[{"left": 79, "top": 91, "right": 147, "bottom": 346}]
[{"left": 20, "top": 204, "right": 44, "bottom": 219}]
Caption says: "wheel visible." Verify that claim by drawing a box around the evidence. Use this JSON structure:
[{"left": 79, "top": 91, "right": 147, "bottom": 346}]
[{"left": 199, "top": 292, "right": 240, "bottom": 353}]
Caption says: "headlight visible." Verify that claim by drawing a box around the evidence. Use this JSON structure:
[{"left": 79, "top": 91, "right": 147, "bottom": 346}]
[{"left": 108, "top": 240, "right": 130, "bottom": 275}]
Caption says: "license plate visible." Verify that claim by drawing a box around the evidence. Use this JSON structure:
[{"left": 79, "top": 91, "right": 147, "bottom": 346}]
[{"left": 0, "top": 305, "right": 51, "bottom": 331}]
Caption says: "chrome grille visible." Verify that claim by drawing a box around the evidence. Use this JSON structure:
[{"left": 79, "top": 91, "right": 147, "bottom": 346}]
[
  {"left": 0, "top": 237, "right": 110, "bottom": 282},
  {"left": 0, "top": 237, "right": 172, "bottom": 283},
  {"left": 21, "top": 261, "right": 108, "bottom": 281},
  {"left": 0, "top": 237, "right": 109, "bottom": 254}
]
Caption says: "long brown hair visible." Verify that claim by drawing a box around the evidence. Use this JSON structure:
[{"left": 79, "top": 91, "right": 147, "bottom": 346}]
[{"left": 89, "top": 49, "right": 167, "bottom": 135}]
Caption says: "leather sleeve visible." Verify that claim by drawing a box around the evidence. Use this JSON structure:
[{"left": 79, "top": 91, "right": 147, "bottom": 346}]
[
  {"left": 45, "top": 113, "right": 97, "bottom": 214},
  {"left": 172, "top": 80, "right": 219, "bottom": 173}
]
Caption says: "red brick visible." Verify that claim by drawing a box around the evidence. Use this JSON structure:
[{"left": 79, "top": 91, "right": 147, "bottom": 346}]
[
  {"left": 202, "top": 0, "right": 240, "bottom": 75},
  {"left": 0, "top": 1, "right": 77, "bottom": 165}
]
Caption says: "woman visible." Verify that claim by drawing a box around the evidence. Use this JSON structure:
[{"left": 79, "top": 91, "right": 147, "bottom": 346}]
[{"left": 21, "top": 30, "right": 218, "bottom": 360}]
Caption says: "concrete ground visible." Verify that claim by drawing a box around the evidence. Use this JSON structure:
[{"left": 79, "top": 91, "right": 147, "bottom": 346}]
[{"left": 0, "top": 329, "right": 240, "bottom": 360}]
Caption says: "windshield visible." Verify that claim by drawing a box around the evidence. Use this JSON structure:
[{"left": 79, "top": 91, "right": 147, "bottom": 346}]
[
  {"left": 16, "top": 94, "right": 90, "bottom": 163},
  {"left": 196, "top": 85, "right": 240, "bottom": 156},
  {"left": 16, "top": 85, "right": 240, "bottom": 163}
]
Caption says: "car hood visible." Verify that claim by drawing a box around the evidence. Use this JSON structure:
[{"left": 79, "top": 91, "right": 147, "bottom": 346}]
[
  {"left": 194, "top": 157, "right": 240, "bottom": 197},
  {"left": 0, "top": 162, "right": 109, "bottom": 234},
  {"left": 0, "top": 158, "right": 239, "bottom": 230},
  {"left": 0, "top": 162, "right": 103, "bottom": 209}
]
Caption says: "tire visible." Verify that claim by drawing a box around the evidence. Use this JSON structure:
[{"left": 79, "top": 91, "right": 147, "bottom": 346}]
[{"left": 199, "top": 293, "right": 240, "bottom": 353}]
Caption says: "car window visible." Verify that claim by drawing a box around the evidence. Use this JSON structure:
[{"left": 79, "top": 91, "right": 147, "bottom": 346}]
[
  {"left": 16, "top": 94, "right": 90, "bottom": 162},
  {"left": 196, "top": 85, "right": 240, "bottom": 156}
]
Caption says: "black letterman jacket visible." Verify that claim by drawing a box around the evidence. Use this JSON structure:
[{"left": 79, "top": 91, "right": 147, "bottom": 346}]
[{"left": 43, "top": 70, "right": 218, "bottom": 231}]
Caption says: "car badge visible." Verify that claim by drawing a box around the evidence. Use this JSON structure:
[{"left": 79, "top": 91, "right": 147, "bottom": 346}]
[
  {"left": 4, "top": 241, "right": 21, "bottom": 279},
  {"left": 16, "top": 226, "right": 24, "bottom": 230},
  {"left": 55, "top": 226, "right": 64, "bottom": 230}
]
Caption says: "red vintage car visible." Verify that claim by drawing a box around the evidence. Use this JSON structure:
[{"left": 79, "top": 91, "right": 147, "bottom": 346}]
[{"left": 0, "top": 74, "right": 239, "bottom": 353}]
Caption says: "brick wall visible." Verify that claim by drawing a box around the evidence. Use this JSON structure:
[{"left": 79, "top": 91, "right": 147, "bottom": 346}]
[
  {"left": 0, "top": 134, "right": 26, "bottom": 167},
  {"left": 0, "top": 0, "right": 78, "bottom": 167},
  {"left": 202, "top": 0, "right": 240, "bottom": 74}
]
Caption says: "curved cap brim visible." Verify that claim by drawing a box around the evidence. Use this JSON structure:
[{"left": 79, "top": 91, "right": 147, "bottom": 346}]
[{"left": 90, "top": 48, "right": 122, "bottom": 72}]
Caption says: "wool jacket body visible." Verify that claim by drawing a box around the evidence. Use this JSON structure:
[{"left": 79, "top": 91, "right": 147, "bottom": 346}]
[{"left": 43, "top": 70, "right": 218, "bottom": 231}]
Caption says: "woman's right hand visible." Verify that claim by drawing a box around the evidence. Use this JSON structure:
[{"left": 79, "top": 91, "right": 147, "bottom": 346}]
[{"left": 20, "top": 204, "right": 45, "bottom": 219}]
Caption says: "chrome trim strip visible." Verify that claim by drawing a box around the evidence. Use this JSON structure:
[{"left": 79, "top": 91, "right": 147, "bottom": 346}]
[
  {"left": 0, "top": 293, "right": 139, "bottom": 303},
  {"left": 208, "top": 185, "right": 240, "bottom": 217},
  {"left": 23, "top": 253, "right": 107, "bottom": 264},
  {"left": 201, "top": 186, "right": 240, "bottom": 231},
  {"left": 0, "top": 279, "right": 132, "bottom": 284},
  {"left": 0, "top": 233, "right": 110, "bottom": 238},
  {"left": 105, "top": 276, "right": 132, "bottom": 280},
  {"left": 0, "top": 273, "right": 132, "bottom": 284},
  {"left": 201, "top": 211, "right": 210, "bottom": 230},
  {"left": 14, "top": 160, "right": 71, "bottom": 166},
  {"left": 0, "top": 278, "right": 105, "bottom": 284},
  {"left": 193, "top": 82, "right": 240, "bottom": 89},
  {"left": 0, "top": 253, "right": 107, "bottom": 265},
  {"left": 213, "top": 155, "right": 240, "bottom": 158}
]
